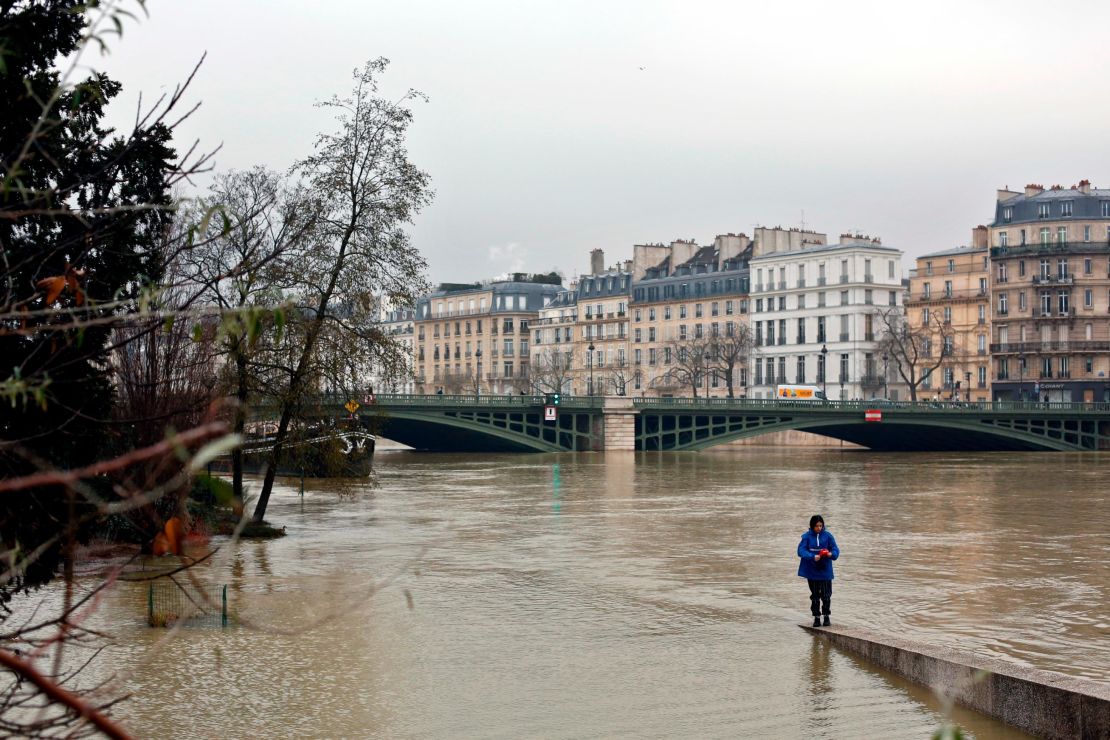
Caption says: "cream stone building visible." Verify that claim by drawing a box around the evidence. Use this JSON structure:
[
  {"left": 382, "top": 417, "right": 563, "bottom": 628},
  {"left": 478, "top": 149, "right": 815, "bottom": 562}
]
[
  {"left": 414, "top": 279, "right": 561, "bottom": 394},
  {"left": 989, "top": 181, "right": 1110, "bottom": 403},
  {"left": 568, "top": 250, "right": 632, "bottom": 396},
  {"left": 629, "top": 234, "right": 752, "bottom": 397},
  {"left": 904, "top": 236, "right": 991, "bottom": 402}
]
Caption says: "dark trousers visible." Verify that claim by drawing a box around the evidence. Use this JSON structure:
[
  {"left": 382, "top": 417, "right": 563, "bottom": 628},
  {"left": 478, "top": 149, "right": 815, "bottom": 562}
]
[{"left": 807, "top": 579, "right": 832, "bottom": 616}]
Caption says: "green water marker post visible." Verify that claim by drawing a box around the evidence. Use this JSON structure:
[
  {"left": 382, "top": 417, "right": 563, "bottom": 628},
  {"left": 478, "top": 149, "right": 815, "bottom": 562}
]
[
  {"left": 552, "top": 463, "right": 561, "bottom": 514},
  {"left": 147, "top": 583, "right": 153, "bottom": 625},
  {"left": 300, "top": 468, "right": 305, "bottom": 498},
  {"left": 221, "top": 585, "right": 228, "bottom": 628}
]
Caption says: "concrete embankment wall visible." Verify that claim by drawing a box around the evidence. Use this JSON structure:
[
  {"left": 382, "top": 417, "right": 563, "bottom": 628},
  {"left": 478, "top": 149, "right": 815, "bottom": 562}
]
[{"left": 803, "top": 625, "right": 1110, "bottom": 739}]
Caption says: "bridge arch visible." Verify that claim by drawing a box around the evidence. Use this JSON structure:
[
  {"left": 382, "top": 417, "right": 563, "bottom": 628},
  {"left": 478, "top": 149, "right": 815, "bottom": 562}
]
[{"left": 637, "top": 411, "right": 1101, "bottom": 452}]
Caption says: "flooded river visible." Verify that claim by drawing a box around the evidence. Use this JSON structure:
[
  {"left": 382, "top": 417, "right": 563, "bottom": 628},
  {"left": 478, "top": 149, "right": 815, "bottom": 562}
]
[{"left": 90, "top": 449, "right": 1107, "bottom": 737}]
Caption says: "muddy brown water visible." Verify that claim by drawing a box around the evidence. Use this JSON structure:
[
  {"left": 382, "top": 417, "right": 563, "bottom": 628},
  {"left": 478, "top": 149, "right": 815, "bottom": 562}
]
[{"left": 75, "top": 449, "right": 1109, "bottom": 736}]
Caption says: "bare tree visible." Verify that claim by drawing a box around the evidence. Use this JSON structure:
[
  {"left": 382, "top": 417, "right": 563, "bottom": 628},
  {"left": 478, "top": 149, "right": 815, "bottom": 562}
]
[
  {"left": 709, "top": 322, "right": 753, "bottom": 398},
  {"left": 250, "top": 58, "right": 432, "bottom": 524},
  {"left": 605, "top": 354, "right": 640, "bottom": 397},
  {"left": 874, "top": 307, "right": 953, "bottom": 402},
  {"left": 530, "top": 348, "right": 574, "bottom": 395},
  {"left": 660, "top": 335, "right": 714, "bottom": 397}
]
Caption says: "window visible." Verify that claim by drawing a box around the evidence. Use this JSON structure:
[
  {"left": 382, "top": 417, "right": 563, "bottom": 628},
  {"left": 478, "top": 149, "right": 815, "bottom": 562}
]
[
  {"left": 943, "top": 280, "right": 952, "bottom": 298},
  {"left": 979, "top": 277, "right": 988, "bottom": 295},
  {"left": 1058, "top": 290, "right": 1070, "bottom": 315},
  {"left": 797, "top": 294, "right": 806, "bottom": 309},
  {"left": 649, "top": 348, "right": 657, "bottom": 365},
  {"left": 818, "top": 292, "right": 826, "bottom": 307},
  {"left": 978, "top": 334, "right": 986, "bottom": 353},
  {"left": 817, "top": 353, "right": 825, "bottom": 383},
  {"left": 864, "top": 289, "right": 873, "bottom": 305},
  {"left": 1040, "top": 291, "right": 1052, "bottom": 315},
  {"left": 1019, "top": 291, "right": 1027, "bottom": 311},
  {"left": 999, "top": 231, "right": 1008, "bottom": 247},
  {"left": 840, "top": 290, "right": 849, "bottom": 306},
  {"left": 888, "top": 260, "right": 895, "bottom": 279},
  {"left": 1003, "top": 206, "right": 1013, "bottom": 222},
  {"left": 921, "top": 308, "right": 929, "bottom": 325},
  {"left": 766, "top": 322, "right": 775, "bottom": 345},
  {"left": 1040, "top": 227, "right": 1051, "bottom": 245},
  {"left": 694, "top": 324, "right": 704, "bottom": 339},
  {"left": 634, "top": 328, "right": 642, "bottom": 343},
  {"left": 998, "top": 293, "right": 1008, "bottom": 314},
  {"left": 648, "top": 327, "right": 656, "bottom": 342},
  {"left": 816, "top": 316, "right": 826, "bottom": 343},
  {"left": 1085, "top": 356, "right": 1093, "bottom": 373},
  {"left": 778, "top": 296, "right": 786, "bottom": 310},
  {"left": 1040, "top": 258, "right": 1051, "bottom": 278},
  {"left": 839, "top": 353, "right": 849, "bottom": 383},
  {"left": 755, "top": 298, "right": 764, "bottom": 313},
  {"left": 1084, "top": 225, "right": 1092, "bottom": 242},
  {"left": 1103, "top": 201, "right": 1110, "bottom": 218},
  {"left": 943, "top": 306, "right": 952, "bottom": 323},
  {"left": 889, "top": 291, "right": 897, "bottom": 306},
  {"left": 1085, "top": 289, "right": 1094, "bottom": 308},
  {"left": 797, "top": 318, "right": 806, "bottom": 344},
  {"left": 1018, "top": 260, "right": 1026, "bottom": 277},
  {"left": 679, "top": 325, "right": 688, "bottom": 340},
  {"left": 796, "top": 356, "right": 806, "bottom": 384},
  {"left": 1057, "top": 226, "right": 1067, "bottom": 244},
  {"left": 778, "top": 319, "right": 787, "bottom": 345},
  {"left": 947, "top": 259, "right": 955, "bottom": 273},
  {"left": 695, "top": 303, "right": 703, "bottom": 318},
  {"left": 978, "top": 366, "right": 987, "bottom": 387},
  {"left": 1061, "top": 201, "right": 1073, "bottom": 217},
  {"left": 711, "top": 302, "right": 719, "bottom": 316},
  {"left": 725, "top": 300, "right": 734, "bottom": 315},
  {"left": 1038, "top": 203, "right": 1050, "bottom": 219},
  {"left": 680, "top": 305, "right": 688, "bottom": 319},
  {"left": 998, "top": 263, "right": 1008, "bottom": 282},
  {"left": 1058, "top": 258, "right": 1069, "bottom": 278}
]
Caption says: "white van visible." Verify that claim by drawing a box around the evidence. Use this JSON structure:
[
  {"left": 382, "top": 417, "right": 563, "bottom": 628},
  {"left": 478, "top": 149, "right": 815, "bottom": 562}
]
[{"left": 775, "top": 385, "right": 828, "bottom": 401}]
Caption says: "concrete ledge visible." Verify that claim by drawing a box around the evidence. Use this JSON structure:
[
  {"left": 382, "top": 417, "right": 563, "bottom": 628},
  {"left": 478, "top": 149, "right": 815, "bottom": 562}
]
[{"left": 802, "top": 624, "right": 1109, "bottom": 739}]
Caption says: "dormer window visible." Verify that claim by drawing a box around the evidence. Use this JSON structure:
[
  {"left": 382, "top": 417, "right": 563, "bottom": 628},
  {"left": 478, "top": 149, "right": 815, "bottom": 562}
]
[
  {"left": 1002, "top": 206, "right": 1013, "bottom": 223},
  {"left": 1038, "top": 203, "right": 1050, "bottom": 219},
  {"left": 1061, "top": 201, "right": 1073, "bottom": 217}
]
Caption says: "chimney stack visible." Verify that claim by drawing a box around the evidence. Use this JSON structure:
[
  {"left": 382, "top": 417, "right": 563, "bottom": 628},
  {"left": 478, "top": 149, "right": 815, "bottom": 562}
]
[
  {"left": 1024, "top": 183, "right": 1044, "bottom": 197},
  {"left": 590, "top": 248, "right": 604, "bottom": 276},
  {"left": 1078, "top": 179, "right": 1092, "bottom": 195},
  {"left": 971, "top": 225, "right": 988, "bottom": 249}
]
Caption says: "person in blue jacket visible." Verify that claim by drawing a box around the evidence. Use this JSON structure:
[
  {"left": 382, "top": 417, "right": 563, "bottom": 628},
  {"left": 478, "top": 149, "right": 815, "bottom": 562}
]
[{"left": 797, "top": 514, "right": 839, "bottom": 627}]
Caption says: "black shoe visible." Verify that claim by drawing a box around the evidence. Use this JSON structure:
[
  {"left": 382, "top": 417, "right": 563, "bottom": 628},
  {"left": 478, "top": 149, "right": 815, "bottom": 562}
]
[
  {"left": 812, "top": 617, "right": 821, "bottom": 627},
  {"left": 823, "top": 616, "right": 831, "bottom": 627}
]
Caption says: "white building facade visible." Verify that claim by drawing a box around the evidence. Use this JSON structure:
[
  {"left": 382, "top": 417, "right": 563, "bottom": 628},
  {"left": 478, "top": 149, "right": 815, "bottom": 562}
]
[{"left": 748, "top": 235, "right": 906, "bottom": 400}]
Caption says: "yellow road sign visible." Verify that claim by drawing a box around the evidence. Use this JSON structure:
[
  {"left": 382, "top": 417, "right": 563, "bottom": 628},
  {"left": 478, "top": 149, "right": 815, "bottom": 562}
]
[{"left": 344, "top": 400, "right": 361, "bottom": 413}]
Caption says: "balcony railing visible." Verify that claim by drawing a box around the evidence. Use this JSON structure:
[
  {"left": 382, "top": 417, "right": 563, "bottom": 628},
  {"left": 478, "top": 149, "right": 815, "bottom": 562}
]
[
  {"left": 991, "top": 340, "right": 1109, "bottom": 354},
  {"left": 838, "top": 332, "right": 849, "bottom": 341},
  {"left": 991, "top": 240, "right": 1110, "bottom": 258},
  {"left": 839, "top": 275, "right": 849, "bottom": 284},
  {"left": 817, "top": 277, "right": 827, "bottom": 286},
  {"left": 1032, "top": 275, "right": 1074, "bottom": 285}
]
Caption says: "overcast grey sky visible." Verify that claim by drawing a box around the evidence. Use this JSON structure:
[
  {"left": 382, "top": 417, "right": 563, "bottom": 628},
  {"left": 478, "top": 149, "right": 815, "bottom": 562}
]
[{"left": 96, "top": 0, "right": 1110, "bottom": 283}]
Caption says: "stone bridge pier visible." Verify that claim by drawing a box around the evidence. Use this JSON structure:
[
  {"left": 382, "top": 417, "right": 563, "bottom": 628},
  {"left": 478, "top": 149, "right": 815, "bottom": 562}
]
[{"left": 600, "top": 398, "right": 638, "bottom": 451}]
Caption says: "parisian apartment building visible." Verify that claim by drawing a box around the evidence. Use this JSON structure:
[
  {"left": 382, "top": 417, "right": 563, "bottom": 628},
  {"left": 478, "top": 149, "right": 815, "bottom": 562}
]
[
  {"left": 413, "top": 278, "right": 561, "bottom": 395},
  {"left": 748, "top": 232, "right": 906, "bottom": 400},
  {"left": 904, "top": 231, "right": 991, "bottom": 402},
  {"left": 989, "top": 181, "right": 1110, "bottom": 403}
]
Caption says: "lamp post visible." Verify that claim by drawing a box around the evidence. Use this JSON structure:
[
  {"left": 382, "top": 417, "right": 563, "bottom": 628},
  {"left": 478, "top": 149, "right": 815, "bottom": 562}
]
[
  {"left": 475, "top": 347, "right": 482, "bottom": 396},
  {"left": 881, "top": 352, "right": 888, "bottom": 399},
  {"left": 704, "top": 351, "right": 711, "bottom": 399},
  {"left": 965, "top": 370, "right": 972, "bottom": 405},
  {"left": 1017, "top": 350, "right": 1025, "bottom": 404},
  {"left": 820, "top": 343, "right": 828, "bottom": 399},
  {"left": 588, "top": 341, "right": 595, "bottom": 396}
]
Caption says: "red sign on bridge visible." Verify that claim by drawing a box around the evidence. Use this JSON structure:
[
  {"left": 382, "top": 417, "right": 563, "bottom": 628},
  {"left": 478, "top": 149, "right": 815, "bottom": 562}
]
[{"left": 864, "top": 409, "right": 883, "bottom": 423}]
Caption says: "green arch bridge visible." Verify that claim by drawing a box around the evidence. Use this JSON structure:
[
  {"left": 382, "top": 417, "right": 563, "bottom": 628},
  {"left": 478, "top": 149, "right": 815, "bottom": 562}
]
[{"left": 324, "top": 394, "right": 1110, "bottom": 453}]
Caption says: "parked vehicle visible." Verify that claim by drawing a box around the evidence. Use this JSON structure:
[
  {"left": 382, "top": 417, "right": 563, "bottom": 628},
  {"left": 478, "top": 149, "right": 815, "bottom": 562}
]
[{"left": 775, "top": 385, "right": 828, "bottom": 401}]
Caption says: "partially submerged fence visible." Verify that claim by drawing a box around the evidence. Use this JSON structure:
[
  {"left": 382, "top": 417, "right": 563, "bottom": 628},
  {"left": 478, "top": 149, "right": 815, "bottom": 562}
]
[{"left": 147, "top": 579, "right": 229, "bottom": 628}]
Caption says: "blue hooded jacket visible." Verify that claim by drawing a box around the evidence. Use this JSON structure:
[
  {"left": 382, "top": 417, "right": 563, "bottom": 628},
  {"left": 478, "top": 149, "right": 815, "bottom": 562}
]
[{"left": 797, "top": 529, "right": 839, "bottom": 580}]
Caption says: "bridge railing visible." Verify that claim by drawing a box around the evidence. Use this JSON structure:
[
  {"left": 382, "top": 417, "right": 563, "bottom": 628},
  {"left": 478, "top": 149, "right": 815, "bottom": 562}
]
[
  {"left": 631, "top": 397, "right": 1110, "bottom": 414},
  {"left": 321, "top": 393, "right": 605, "bottom": 409},
  {"left": 315, "top": 393, "right": 1110, "bottom": 414}
]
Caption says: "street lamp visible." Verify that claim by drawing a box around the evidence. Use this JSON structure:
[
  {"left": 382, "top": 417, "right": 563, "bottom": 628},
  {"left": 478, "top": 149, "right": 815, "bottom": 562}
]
[
  {"left": 475, "top": 347, "right": 482, "bottom": 396},
  {"left": 704, "top": 351, "right": 711, "bottom": 399},
  {"left": 1017, "top": 350, "right": 1025, "bottom": 404},
  {"left": 588, "top": 341, "right": 595, "bottom": 396},
  {"left": 881, "top": 352, "right": 888, "bottom": 399},
  {"left": 965, "top": 370, "right": 972, "bottom": 405},
  {"left": 820, "top": 343, "right": 828, "bottom": 399}
]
